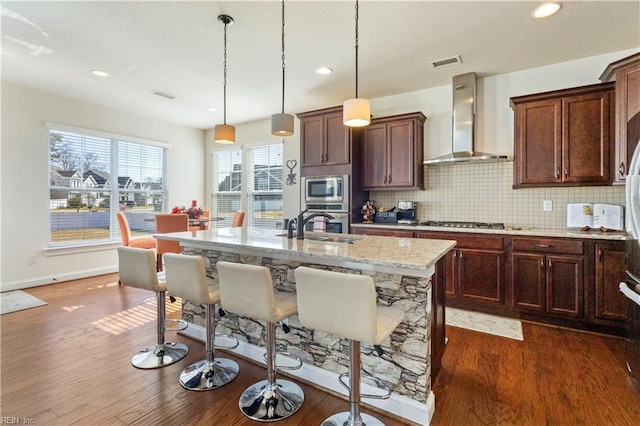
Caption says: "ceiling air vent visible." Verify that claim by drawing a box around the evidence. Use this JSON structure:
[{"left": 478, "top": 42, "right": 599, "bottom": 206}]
[
  {"left": 149, "top": 90, "right": 177, "bottom": 100},
  {"left": 430, "top": 55, "right": 462, "bottom": 69}
]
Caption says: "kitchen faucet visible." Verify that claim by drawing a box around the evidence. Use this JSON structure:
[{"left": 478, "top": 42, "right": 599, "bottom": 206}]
[{"left": 286, "top": 207, "right": 335, "bottom": 240}]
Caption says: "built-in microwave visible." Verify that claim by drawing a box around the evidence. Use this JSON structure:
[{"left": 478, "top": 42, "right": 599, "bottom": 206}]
[{"left": 302, "top": 175, "right": 349, "bottom": 206}]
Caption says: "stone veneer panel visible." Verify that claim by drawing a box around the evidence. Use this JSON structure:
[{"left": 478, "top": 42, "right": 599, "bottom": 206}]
[{"left": 182, "top": 247, "right": 433, "bottom": 404}]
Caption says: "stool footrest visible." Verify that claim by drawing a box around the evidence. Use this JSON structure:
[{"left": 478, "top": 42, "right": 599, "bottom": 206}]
[
  {"left": 214, "top": 333, "right": 240, "bottom": 350},
  {"left": 338, "top": 371, "right": 392, "bottom": 400},
  {"left": 263, "top": 351, "right": 303, "bottom": 371},
  {"left": 165, "top": 318, "right": 188, "bottom": 332}
]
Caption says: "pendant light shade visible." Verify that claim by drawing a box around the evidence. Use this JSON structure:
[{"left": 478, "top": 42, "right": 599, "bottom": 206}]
[
  {"left": 271, "top": 112, "right": 294, "bottom": 136},
  {"left": 214, "top": 124, "right": 235, "bottom": 144},
  {"left": 271, "top": 0, "right": 294, "bottom": 137},
  {"left": 343, "top": 0, "right": 370, "bottom": 127},
  {"left": 214, "top": 14, "right": 236, "bottom": 144}
]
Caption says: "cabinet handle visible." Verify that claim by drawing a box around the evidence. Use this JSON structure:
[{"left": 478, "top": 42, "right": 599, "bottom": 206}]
[
  {"left": 597, "top": 248, "right": 602, "bottom": 263},
  {"left": 540, "top": 258, "right": 544, "bottom": 271},
  {"left": 548, "top": 258, "right": 552, "bottom": 270},
  {"left": 619, "top": 162, "right": 626, "bottom": 177},
  {"left": 564, "top": 166, "right": 568, "bottom": 179},
  {"left": 536, "top": 244, "right": 552, "bottom": 248},
  {"left": 383, "top": 175, "right": 387, "bottom": 184},
  {"left": 556, "top": 167, "right": 560, "bottom": 179},
  {"left": 388, "top": 174, "right": 392, "bottom": 184}
]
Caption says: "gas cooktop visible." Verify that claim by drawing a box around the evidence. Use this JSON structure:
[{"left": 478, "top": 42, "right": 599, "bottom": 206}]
[{"left": 419, "top": 221, "right": 506, "bottom": 230}]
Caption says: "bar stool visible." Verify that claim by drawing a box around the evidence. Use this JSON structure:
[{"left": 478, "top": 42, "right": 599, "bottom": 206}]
[
  {"left": 163, "top": 253, "right": 239, "bottom": 391},
  {"left": 294, "top": 266, "right": 405, "bottom": 426},
  {"left": 117, "top": 246, "right": 188, "bottom": 369},
  {"left": 217, "top": 261, "right": 304, "bottom": 422}
]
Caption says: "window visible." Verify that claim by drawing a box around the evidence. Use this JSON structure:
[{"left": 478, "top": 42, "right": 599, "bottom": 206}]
[
  {"left": 211, "top": 142, "right": 283, "bottom": 229},
  {"left": 48, "top": 124, "right": 167, "bottom": 247}
]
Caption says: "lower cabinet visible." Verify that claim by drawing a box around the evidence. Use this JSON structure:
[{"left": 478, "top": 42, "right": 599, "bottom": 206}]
[
  {"left": 511, "top": 237, "right": 584, "bottom": 318},
  {"left": 415, "top": 232, "right": 506, "bottom": 306},
  {"left": 593, "top": 241, "right": 627, "bottom": 323},
  {"left": 350, "top": 227, "right": 414, "bottom": 238}
]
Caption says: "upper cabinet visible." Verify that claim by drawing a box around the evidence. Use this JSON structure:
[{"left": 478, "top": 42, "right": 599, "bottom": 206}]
[
  {"left": 600, "top": 53, "right": 640, "bottom": 184},
  {"left": 297, "top": 106, "right": 355, "bottom": 177},
  {"left": 362, "top": 112, "right": 426, "bottom": 190},
  {"left": 510, "top": 83, "right": 614, "bottom": 188}
]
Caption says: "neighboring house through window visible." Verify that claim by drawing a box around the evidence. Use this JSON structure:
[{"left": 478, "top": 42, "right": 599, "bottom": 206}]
[{"left": 48, "top": 123, "right": 167, "bottom": 247}]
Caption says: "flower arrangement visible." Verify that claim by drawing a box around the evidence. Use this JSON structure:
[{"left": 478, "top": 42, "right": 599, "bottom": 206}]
[{"left": 172, "top": 200, "right": 203, "bottom": 219}]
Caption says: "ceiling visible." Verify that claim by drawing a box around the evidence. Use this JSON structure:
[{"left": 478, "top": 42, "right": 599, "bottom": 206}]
[{"left": 2, "top": 1, "right": 639, "bottom": 130}]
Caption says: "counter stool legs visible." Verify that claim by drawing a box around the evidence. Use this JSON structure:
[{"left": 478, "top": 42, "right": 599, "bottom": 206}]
[
  {"left": 179, "top": 304, "right": 239, "bottom": 390},
  {"left": 239, "top": 321, "right": 304, "bottom": 421},
  {"left": 131, "top": 290, "right": 189, "bottom": 369}
]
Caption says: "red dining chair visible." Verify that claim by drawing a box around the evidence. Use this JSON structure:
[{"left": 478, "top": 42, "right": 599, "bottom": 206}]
[
  {"left": 232, "top": 211, "right": 245, "bottom": 228},
  {"left": 155, "top": 213, "right": 188, "bottom": 271},
  {"left": 116, "top": 212, "right": 156, "bottom": 249}
]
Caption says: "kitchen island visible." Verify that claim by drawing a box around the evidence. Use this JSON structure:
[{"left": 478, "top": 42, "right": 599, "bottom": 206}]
[{"left": 155, "top": 227, "right": 455, "bottom": 425}]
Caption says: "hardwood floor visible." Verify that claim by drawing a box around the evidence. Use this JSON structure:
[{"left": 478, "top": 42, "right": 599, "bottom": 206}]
[{"left": 2, "top": 273, "right": 639, "bottom": 425}]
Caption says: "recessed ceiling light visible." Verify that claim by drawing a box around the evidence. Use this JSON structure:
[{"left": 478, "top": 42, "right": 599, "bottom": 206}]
[
  {"left": 91, "top": 69, "right": 111, "bottom": 78},
  {"left": 315, "top": 66, "right": 333, "bottom": 75},
  {"left": 208, "top": 107, "right": 219, "bottom": 112},
  {"left": 532, "top": 2, "right": 562, "bottom": 18}
]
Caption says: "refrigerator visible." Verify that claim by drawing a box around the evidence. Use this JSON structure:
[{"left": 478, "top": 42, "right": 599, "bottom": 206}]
[{"left": 620, "top": 141, "right": 640, "bottom": 386}]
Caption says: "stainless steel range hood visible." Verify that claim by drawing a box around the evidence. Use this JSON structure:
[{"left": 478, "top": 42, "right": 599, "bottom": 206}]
[{"left": 424, "top": 72, "right": 507, "bottom": 165}]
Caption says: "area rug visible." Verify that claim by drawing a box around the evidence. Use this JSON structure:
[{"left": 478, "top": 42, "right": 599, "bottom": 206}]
[
  {"left": 1, "top": 290, "right": 47, "bottom": 315},
  {"left": 446, "top": 307, "right": 524, "bottom": 341}
]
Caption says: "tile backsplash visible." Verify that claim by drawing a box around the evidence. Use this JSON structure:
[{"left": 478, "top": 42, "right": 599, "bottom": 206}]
[{"left": 370, "top": 161, "right": 625, "bottom": 230}]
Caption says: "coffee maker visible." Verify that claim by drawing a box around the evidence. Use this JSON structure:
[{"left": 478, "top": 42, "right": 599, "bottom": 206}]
[{"left": 397, "top": 201, "right": 418, "bottom": 224}]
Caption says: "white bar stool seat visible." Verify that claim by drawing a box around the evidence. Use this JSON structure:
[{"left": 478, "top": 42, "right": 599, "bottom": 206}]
[
  {"left": 163, "top": 253, "right": 239, "bottom": 391},
  {"left": 217, "top": 261, "right": 304, "bottom": 422},
  {"left": 117, "top": 246, "right": 188, "bottom": 369},
  {"left": 294, "top": 266, "right": 405, "bottom": 426}
]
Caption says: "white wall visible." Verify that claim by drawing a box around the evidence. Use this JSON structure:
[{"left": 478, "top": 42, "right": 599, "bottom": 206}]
[{"left": 1, "top": 82, "right": 205, "bottom": 290}]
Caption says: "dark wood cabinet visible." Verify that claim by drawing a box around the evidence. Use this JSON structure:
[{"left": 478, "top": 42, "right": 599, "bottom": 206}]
[
  {"left": 362, "top": 112, "right": 425, "bottom": 190},
  {"left": 350, "top": 227, "right": 414, "bottom": 238},
  {"left": 415, "top": 232, "right": 506, "bottom": 306},
  {"left": 593, "top": 241, "right": 627, "bottom": 323},
  {"left": 511, "top": 237, "right": 584, "bottom": 318},
  {"left": 600, "top": 52, "right": 640, "bottom": 183},
  {"left": 297, "top": 106, "right": 353, "bottom": 176},
  {"left": 511, "top": 83, "right": 614, "bottom": 188}
]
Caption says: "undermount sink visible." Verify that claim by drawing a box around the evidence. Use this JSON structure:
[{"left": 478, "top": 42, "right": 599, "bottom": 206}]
[{"left": 274, "top": 233, "right": 357, "bottom": 244}]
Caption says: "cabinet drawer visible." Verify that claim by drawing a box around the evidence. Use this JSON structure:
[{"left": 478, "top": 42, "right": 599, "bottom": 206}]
[
  {"left": 512, "top": 237, "right": 583, "bottom": 255},
  {"left": 416, "top": 232, "right": 505, "bottom": 250}
]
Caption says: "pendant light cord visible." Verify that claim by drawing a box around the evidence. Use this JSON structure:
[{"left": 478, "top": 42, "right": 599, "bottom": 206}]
[
  {"left": 223, "top": 19, "right": 228, "bottom": 125},
  {"left": 354, "top": 0, "right": 359, "bottom": 98},
  {"left": 281, "top": 0, "right": 286, "bottom": 114}
]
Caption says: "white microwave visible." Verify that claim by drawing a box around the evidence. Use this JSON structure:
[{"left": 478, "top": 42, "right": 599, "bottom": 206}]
[{"left": 302, "top": 175, "right": 349, "bottom": 205}]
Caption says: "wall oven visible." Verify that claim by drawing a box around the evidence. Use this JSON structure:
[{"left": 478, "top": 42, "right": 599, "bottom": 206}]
[
  {"left": 301, "top": 210, "right": 349, "bottom": 234},
  {"left": 302, "top": 175, "right": 349, "bottom": 205}
]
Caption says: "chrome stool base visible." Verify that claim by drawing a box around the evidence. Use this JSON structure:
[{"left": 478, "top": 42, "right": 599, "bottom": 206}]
[
  {"left": 131, "top": 342, "right": 188, "bottom": 369},
  {"left": 239, "top": 379, "right": 304, "bottom": 422},
  {"left": 321, "top": 412, "right": 385, "bottom": 426},
  {"left": 179, "top": 358, "right": 239, "bottom": 391}
]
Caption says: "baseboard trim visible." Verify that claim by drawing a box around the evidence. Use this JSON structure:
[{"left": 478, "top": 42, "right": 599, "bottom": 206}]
[
  {"left": 0, "top": 266, "right": 118, "bottom": 292},
  {"left": 179, "top": 322, "right": 434, "bottom": 425}
]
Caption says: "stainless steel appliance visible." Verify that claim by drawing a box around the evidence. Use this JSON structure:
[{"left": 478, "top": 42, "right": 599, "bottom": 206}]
[
  {"left": 420, "top": 220, "right": 505, "bottom": 230},
  {"left": 301, "top": 208, "right": 349, "bottom": 234},
  {"left": 620, "top": 142, "right": 640, "bottom": 388},
  {"left": 397, "top": 201, "right": 418, "bottom": 224},
  {"left": 302, "top": 175, "right": 349, "bottom": 205}
]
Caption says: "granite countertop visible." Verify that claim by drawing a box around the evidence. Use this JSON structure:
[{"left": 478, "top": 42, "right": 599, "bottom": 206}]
[
  {"left": 350, "top": 222, "right": 629, "bottom": 241},
  {"left": 155, "top": 227, "right": 456, "bottom": 275}
]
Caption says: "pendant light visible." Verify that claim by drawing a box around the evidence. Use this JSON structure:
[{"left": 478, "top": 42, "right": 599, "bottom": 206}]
[
  {"left": 343, "top": 0, "right": 370, "bottom": 127},
  {"left": 214, "top": 15, "right": 235, "bottom": 144},
  {"left": 271, "top": 0, "right": 294, "bottom": 136}
]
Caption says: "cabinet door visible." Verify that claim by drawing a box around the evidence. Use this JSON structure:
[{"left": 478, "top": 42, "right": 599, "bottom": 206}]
[
  {"left": 514, "top": 99, "right": 562, "bottom": 186},
  {"left": 324, "top": 111, "right": 350, "bottom": 166},
  {"left": 301, "top": 115, "right": 325, "bottom": 167},
  {"left": 546, "top": 255, "right": 584, "bottom": 318},
  {"left": 595, "top": 243, "right": 628, "bottom": 322},
  {"left": 362, "top": 123, "right": 388, "bottom": 188},
  {"left": 512, "top": 252, "right": 546, "bottom": 312},
  {"left": 616, "top": 60, "right": 640, "bottom": 182},
  {"left": 457, "top": 248, "right": 504, "bottom": 305},
  {"left": 386, "top": 120, "right": 415, "bottom": 188},
  {"left": 350, "top": 227, "right": 414, "bottom": 238},
  {"left": 562, "top": 91, "right": 612, "bottom": 183}
]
